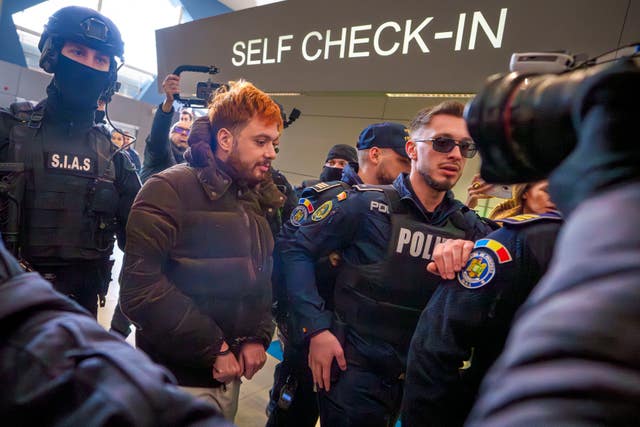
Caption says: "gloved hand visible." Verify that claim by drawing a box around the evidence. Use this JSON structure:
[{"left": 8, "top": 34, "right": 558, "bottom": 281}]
[{"left": 549, "top": 58, "right": 640, "bottom": 215}]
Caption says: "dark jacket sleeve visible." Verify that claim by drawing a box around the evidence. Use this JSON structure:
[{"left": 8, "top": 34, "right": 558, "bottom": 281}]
[
  {"left": 140, "top": 104, "right": 176, "bottom": 183},
  {"left": 120, "top": 175, "right": 226, "bottom": 368},
  {"left": 402, "top": 227, "right": 518, "bottom": 427},
  {"left": 0, "top": 272, "right": 232, "bottom": 426},
  {"left": 467, "top": 184, "right": 640, "bottom": 427},
  {"left": 278, "top": 193, "right": 360, "bottom": 341},
  {"left": 113, "top": 152, "right": 141, "bottom": 249},
  {"left": 403, "top": 286, "right": 494, "bottom": 426}
]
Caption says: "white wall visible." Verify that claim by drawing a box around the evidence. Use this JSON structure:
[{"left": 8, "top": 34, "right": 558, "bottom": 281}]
[{"left": 274, "top": 93, "right": 483, "bottom": 206}]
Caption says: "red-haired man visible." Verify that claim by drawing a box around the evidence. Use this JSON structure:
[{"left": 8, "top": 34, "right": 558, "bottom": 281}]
[{"left": 120, "top": 80, "right": 285, "bottom": 421}]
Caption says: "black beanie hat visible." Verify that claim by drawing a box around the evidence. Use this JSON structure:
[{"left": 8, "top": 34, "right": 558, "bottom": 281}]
[{"left": 325, "top": 144, "right": 357, "bottom": 164}]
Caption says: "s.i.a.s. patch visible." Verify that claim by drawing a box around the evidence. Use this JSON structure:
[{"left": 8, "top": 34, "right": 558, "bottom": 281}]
[{"left": 457, "top": 239, "right": 512, "bottom": 289}]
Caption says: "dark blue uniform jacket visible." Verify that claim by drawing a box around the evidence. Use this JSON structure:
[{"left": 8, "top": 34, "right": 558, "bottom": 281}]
[
  {"left": 402, "top": 211, "right": 563, "bottom": 426},
  {"left": 279, "top": 173, "right": 493, "bottom": 349},
  {"left": 467, "top": 184, "right": 640, "bottom": 427},
  {"left": 273, "top": 163, "right": 360, "bottom": 332}
]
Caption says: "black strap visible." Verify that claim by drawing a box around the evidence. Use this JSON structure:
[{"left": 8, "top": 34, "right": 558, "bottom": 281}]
[{"left": 380, "top": 185, "right": 408, "bottom": 215}]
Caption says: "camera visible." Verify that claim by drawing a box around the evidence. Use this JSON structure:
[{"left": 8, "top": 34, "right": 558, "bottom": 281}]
[
  {"left": 196, "top": 81, "right": 222, "bottom": 102},
  {"left": 464, "top": 46, "right": 640, "bottom": 183},
  {"left": 173, "top": 65, "right": 222, "bottom": 108}
]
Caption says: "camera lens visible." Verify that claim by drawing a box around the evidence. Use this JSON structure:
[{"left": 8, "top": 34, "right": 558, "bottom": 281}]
[{"left": 465, "top": 70, "right": 588, "bottom": 183}]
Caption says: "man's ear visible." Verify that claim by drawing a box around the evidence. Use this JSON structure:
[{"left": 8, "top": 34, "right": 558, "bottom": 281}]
[
  {"left": 216, "top": 128, "right": 233, "bottom": 153},
  {"left": 406, "top": 140, "right": 417, "bottom": 160},
  {"left": 368, "top": 147, "right": 381, "bottom": 165}
]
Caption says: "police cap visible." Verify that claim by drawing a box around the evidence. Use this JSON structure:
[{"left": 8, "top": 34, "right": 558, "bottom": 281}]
[{"left": 357, "top": 122, "right": 410, "bottom": 159}]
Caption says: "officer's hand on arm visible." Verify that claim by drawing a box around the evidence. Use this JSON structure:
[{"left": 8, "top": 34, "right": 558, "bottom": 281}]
[
  {"left": 161, "top": 74, "right": 180, "bottom": 113},
  {"left": 427, "top": 239, "right": 475, "bottom": 279},
  {"left": 308, "top": 330, "right": 347, "bottom": 392},
  {"left": 238, "top": 342, "right": 267, "bottom": 380},
  {"left": 212, "top": 341, "right": 242, "bottom": 384}
]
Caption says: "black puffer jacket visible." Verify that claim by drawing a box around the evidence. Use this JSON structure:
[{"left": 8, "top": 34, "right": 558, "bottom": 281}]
[
  {"left": 0, "top": 239, "right": 231, "bottom": 427},
  {"left": 467, "top": 183, "right": 640, "bottom": 426}
]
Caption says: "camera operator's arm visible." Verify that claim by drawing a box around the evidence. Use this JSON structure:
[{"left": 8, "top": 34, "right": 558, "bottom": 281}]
[
  {"left": 549, "top": 59, "right": 640, "bottom": 215},
  {"left": 140, "top": 74, "right": 180, "bottom": 183}
]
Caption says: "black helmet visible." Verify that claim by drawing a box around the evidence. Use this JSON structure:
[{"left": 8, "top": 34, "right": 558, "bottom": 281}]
[{"left": 38, "top": 6, "right": 124, "bottom": 76}]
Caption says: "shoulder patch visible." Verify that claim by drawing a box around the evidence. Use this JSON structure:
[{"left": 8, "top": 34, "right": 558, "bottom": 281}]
[
  {"left": 311, "top": 200, "right": 333, "bottom": 221},
  {"left": 473, "top": 238, "right": 512, "bottom": 263},
  {"left": 298, "top": 197, "right": 315, "bottom": 213},
  {"left": 290, "top": 205, "right": 308, "bottom": 226},
  {"left": 500, "top": 211, "right": 563, "bottom": 227},
  {"left": 457, "top": 249, "right": 496, "bottom": 289},
  {"left": 353, "top": 184, "right": 385, "bottom": 192}
]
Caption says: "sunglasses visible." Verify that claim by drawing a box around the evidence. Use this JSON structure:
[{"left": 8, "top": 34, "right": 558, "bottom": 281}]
[
  {"left": 413, "top": 136, "right": 477, "bottom": 158},
  {"left": 172, "top": 126, "right": 190, "bottom": 137}
]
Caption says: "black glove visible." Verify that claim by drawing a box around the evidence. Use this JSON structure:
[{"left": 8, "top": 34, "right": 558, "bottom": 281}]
[{"left": 549, "top": 58, "right": 640, "bottom": 215}]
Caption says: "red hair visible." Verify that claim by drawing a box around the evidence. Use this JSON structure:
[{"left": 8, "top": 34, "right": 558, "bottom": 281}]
[{"left": 208, "top": 80, "right": 283, "bottom": 142}]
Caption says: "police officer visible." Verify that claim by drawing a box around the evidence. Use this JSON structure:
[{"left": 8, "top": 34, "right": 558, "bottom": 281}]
[
  {"left": 279, "top": 102, "right": 495, "bottom": 426},
  {"left": 0, "top": 6, "right": 140, "bottom": 317},
  {"left": 295, "top": 144, "right": 358, "bottom": 196},
  {"left": 267, "top": 122, "right": 412, "bottom": 427},
  {"left": 401, "top": 181, "right": 562, "bottom": 426}
]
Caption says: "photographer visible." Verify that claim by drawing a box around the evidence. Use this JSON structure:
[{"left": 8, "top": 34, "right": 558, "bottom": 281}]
[
  {"left": 462, "top": 55, "right": 640, "bottom": 425},
  {"left": 139, "top": 73, "right": 190, "bottom": 183}
]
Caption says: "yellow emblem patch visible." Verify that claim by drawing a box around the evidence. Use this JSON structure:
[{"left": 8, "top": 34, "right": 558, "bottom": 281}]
[{"left": 311, "top": 200, "right": 333, "bottom": 221}]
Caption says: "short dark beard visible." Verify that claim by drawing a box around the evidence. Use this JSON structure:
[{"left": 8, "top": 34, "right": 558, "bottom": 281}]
[
  {"left": 420, "top": 171, "right": 453, "bottom": 191},
  {"left": 227, "top": 140, "right": 263, "bottom": 187}
]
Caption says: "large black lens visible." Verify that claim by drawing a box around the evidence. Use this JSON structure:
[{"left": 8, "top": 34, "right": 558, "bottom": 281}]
[{"left": 465, "top": 68, "right": 597, "bottom": 183}]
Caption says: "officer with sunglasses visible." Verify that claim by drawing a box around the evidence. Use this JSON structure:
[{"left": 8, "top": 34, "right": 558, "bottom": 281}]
[
  {"left": 0, "top": 6, "right": 140, "bottom": 317},
  {"left": 279, "top": 101, "right": 495, "bottom": 426}
]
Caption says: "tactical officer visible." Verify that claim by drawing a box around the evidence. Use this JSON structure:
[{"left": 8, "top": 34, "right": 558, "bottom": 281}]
[
  {"left": 401, "top": 181, "right": 561, "bottom": 426},
  {"left": 267, "top": 122, "right": 411, "bottom": 427},
  {"left": 295, "top": 144, "right": 358, "bottom": 195},
  {"left": 279, "top": 102, "right": 495, "bottom": 426},
  {"left": 0, "top": 6, "right": 140, "bottom": 317}
]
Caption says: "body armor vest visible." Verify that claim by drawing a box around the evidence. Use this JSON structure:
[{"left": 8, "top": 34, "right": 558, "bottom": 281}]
[
  {"left": 334, "top": 187, "right": 467, "bottom": 352},
  {"left": 6, "top": 103, "right": 118, "bottom": 263}
]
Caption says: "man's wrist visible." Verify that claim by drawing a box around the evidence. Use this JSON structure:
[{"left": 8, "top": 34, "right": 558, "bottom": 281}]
[{"left": 161, "top": 99, "right": 174, "bottom": 113}]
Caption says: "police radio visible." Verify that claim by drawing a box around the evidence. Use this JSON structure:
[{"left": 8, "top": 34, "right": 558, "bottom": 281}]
[{"left": 277, "top": 375, "right": 298, "bottom": 410}]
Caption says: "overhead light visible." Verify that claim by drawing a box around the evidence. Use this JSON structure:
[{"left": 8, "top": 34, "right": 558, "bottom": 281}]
[
  {"left": 386, "top": 93, "right": 475, "bottom": 98},
  {"left": 267, "top": 92, "right": 302, "bottom": 96}
]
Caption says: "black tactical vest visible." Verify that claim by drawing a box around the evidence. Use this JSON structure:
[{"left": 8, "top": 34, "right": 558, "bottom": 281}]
[
  {"left": 6, "top": 102, "right": 119, "bottom": 263},
  {"left": 334, "top": 186, "right": 467, "bottom": 352}
]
